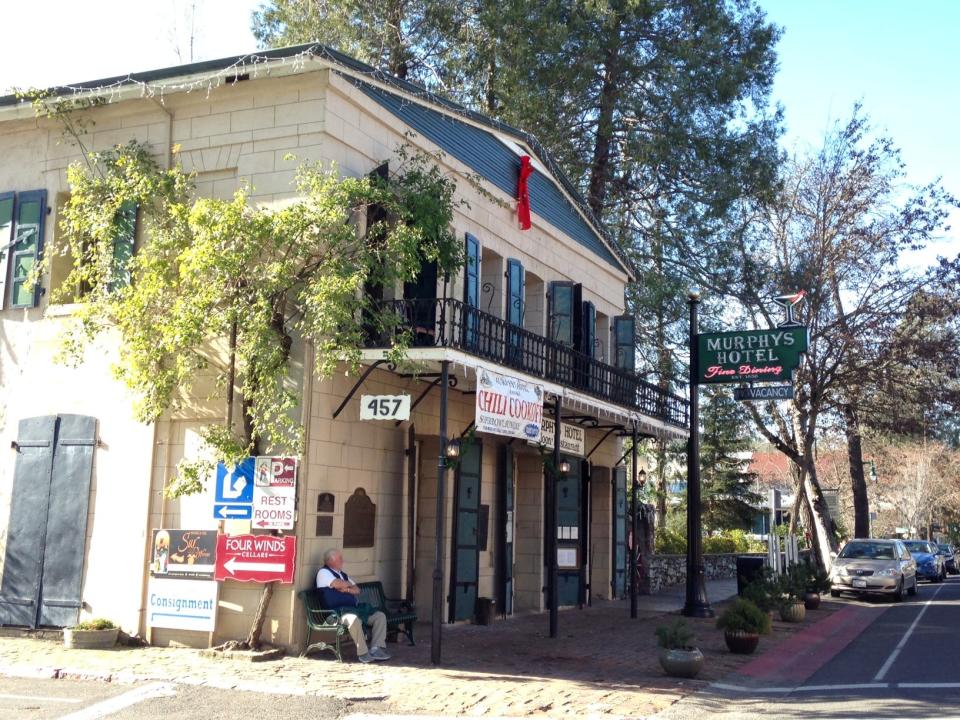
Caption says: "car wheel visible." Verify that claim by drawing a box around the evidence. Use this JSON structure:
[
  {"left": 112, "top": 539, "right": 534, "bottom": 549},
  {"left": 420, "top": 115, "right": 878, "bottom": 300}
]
[
  {"left": 908, "top": 577, "right": 918, "bottom": 596},
  {"left": 893, "top": 579, "right": 904, "bottom": 602}
]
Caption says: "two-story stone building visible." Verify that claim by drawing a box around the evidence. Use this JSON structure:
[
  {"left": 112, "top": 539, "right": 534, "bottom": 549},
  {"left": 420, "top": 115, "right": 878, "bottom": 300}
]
[{"left": 0, "top": 44, "right": 687, "bottom": 651}]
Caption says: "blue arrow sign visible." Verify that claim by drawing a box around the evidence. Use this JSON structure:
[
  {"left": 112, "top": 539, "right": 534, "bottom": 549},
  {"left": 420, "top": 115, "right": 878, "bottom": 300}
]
[
  {"left": 214, "top": 503, "right": 253, "bottom": 520},
  {"left": 214, "top": 458, "right": 255, "bottom": 504}
]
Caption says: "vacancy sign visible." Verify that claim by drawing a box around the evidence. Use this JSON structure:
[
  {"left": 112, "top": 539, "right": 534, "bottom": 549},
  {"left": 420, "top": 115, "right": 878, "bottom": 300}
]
[
  {"left": 252, "top": 456, "right": 297, "bottom": 529},
  {"left": 215, "top": 534, "right": 296, "bottom": 584}
]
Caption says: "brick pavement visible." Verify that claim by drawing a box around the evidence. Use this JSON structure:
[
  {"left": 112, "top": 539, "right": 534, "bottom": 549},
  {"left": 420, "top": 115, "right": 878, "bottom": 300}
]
[{"left": 0, "top": 594, "right": 841, "bottom": 719}]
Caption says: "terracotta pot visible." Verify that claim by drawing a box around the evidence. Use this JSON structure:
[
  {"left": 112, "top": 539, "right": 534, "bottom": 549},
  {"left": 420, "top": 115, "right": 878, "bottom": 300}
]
[
  {"left": 724, "top": 630, "right": 760, "bottom": 654},
  {"left": 63, "top": 627, "right": 119, "bottom": 650},
  {"left": 804, "top": 591, "right": 821, "bottom": 610},
  {"left": 779, "top": 601, "right": 806, "bottom": 623},
  {"left": 658, "top": 647, "right": 704, "bottom": 678}
]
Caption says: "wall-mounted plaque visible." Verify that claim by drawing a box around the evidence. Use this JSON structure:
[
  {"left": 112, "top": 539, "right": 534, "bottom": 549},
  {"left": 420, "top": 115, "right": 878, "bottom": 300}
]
[
  {"left": 317, "top": 492, "right": 335, "bottom": 513},
  {"left": 315, "top": 515, "right": 333, "bottom": 537},
  {"left": 343, "top": 488, "right": 376, "bottom": 548}
]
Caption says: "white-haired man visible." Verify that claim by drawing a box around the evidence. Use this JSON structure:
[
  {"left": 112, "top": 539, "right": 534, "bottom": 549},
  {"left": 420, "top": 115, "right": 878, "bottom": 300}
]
[{"left": 316, "top": 548, "right": 390, "bottom": 663}]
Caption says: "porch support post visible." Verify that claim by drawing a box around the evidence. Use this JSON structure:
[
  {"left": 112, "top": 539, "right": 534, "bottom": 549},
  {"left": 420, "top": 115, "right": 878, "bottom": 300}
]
[
  {"left": 431, "top": 359, "right": 451, "bottom": 664},
  {"left": 630, "top": 422, "right": 639, "bottom": 619},
  {"left": 683, "top": 291, "right": 713, "bottom": 618},
  {"left": 548, "top": 394, "right": 561, "bottom": 638}
]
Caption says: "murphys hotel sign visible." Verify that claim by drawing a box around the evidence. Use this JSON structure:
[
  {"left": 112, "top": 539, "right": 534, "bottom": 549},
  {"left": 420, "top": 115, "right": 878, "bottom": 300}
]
[{"left": 696, "top": 326, "right": 808, "bottom": 384}]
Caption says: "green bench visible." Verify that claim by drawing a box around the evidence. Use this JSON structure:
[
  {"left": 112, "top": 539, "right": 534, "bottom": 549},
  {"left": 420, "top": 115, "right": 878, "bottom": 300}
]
[{"left": 298, "top": 582, "right": 416, "bottom": 662}]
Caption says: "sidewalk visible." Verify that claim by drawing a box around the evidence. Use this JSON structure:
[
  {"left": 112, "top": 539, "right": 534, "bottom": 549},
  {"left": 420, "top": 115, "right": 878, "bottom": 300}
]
[{"left": 0, "top": 580, "right": 831, "bottom": 719}]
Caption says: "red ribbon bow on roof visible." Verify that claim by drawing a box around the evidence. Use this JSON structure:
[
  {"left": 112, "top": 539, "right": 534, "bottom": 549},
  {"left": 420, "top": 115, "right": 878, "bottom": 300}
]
[{"left": 517, "top": 155, "right": 533, "bottom": 231}]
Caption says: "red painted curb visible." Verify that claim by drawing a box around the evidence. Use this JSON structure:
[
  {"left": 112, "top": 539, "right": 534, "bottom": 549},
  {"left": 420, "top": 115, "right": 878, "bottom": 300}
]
[{"left": 738, "top": 604, "right": 885, "bottom": 682}]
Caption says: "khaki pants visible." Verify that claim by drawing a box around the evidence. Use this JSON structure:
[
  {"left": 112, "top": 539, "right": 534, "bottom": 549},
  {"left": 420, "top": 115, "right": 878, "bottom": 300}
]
[{"left": 341, "top": 610, "right": 386, "bottom": 657}]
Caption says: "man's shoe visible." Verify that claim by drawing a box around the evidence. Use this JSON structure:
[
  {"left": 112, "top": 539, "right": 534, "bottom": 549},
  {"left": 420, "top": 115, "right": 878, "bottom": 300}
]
[
  {"left": 370, "top": 647, "right": 392, "bottom": 660},
  {"left": 357, "top": 653, "right": 375, "bottom": 663}
]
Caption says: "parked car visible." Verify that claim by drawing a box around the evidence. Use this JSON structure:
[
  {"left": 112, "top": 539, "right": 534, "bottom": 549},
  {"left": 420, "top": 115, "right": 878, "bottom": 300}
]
[
  {"left": 903, "top": 540, "right": 946, "bottom": 582},
  {"left": 830, "top": 539, "right": 917, "bottom": 601},
  {"left": 937, "top": 544, "right": 958, "bottom": 575}
]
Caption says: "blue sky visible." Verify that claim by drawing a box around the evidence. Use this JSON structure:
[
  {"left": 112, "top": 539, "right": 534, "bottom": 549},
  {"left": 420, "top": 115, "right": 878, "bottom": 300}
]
[{"left": 1, "top": 0, "right": 956, "bottom": 265}]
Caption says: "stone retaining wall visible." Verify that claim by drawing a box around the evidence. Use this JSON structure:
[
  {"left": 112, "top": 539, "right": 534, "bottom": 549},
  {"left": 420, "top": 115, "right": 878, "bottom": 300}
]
[{"left": 646, "top": 553, "right": 758, "bottom": 594}]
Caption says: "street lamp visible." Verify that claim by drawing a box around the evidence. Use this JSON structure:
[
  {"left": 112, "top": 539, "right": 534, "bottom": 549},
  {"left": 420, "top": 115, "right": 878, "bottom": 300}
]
[
  {"left": 638, "top": 469, "right": 647, "bottom": 487},
  {"left": 445, "top": 439, "right": 461, "bottom": 459},
  {"left": 558, "top": 459, "right": 571, "bottom": 474}
]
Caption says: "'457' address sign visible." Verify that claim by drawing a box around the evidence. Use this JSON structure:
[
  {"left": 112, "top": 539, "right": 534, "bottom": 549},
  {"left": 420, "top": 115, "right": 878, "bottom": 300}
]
[{"left": 696, "top": 326, "right": 808, "bottom": 384}]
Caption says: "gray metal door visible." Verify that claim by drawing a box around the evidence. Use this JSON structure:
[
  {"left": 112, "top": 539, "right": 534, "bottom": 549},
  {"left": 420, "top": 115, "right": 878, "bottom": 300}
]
[
  {"left": 612, "top": 467, "right": 627, "bottom": 598},
  {"left": 449, "top": 440, "right": 481, "bottom": 621},
  {"left": 0, "top": 415, "right": 96, "bottom": 628}
]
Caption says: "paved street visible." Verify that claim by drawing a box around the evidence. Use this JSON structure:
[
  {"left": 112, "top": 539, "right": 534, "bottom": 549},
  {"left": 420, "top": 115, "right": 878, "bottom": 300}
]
[{"left": 659, "top": 576, "right": 960, "bottom": 719}]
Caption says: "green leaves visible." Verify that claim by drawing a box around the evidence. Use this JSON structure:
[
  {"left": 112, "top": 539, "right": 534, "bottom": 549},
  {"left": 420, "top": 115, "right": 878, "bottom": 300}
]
[{"left": 58, "top": 141, "right": 464, "bottom": 495}]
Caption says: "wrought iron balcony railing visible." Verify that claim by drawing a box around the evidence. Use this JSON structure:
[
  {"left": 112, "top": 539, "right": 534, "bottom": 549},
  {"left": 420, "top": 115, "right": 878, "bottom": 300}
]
[{"left": 364, "top": 298, "right": 689, "bottom": 429}]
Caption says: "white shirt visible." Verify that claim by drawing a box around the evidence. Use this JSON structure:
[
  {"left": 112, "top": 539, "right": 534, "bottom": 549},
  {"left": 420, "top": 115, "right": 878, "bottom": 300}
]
[{"left": 316, "top": 566, "right": 353, "bottom": 589}]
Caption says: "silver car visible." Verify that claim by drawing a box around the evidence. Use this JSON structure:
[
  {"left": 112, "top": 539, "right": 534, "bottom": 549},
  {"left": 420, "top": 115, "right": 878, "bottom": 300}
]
[{"left": 830, "top": 539, "right": 918, "bottom": 601}]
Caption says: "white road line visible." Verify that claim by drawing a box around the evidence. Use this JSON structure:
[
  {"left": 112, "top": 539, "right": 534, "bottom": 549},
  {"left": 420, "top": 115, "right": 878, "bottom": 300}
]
[
  {"left": 793, "top": 683, "right": 889, "bottom": 692},
  {"left": 711, "top": 682, "right": 890, "bottom": 694},
  {"left": 0, "top": 693, "right": 82, "bottom": 704},
  {"left": 55, "top": 682, "right": 175, "bottom": 720},
  {"left": 874, "top": 582, "right": 947, "bottom": 681},
  {"left": 898, "top": 682, "right": 960, "bottom": 688}
]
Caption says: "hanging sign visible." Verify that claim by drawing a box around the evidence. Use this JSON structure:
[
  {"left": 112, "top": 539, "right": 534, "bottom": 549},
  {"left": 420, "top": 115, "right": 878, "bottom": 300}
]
[
  {"left": 696, "top": 327, "right": 808, "bottom": 384},
  {"left": 214, "top": 534, "right": 296, "bottom": 584},
  {"left": 529, "top": 416, "right": 585, "bottom": 456},
  {"left": 734, "top": 385, "right": 794, "bottom": 401},
  {"left": 150, "top": 529, "right": 217, "bottom": 580},
  {"left": 475, "top": 369, "right": 543, "bottom": 440},
  {"left": 147, "top": 577, "right": 218, "bottom": 632}
]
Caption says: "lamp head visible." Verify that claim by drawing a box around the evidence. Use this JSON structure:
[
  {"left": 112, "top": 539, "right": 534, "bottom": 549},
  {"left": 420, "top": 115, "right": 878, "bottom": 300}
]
[
  {"left": 445, "top": 439, "right": 461, "bottom": 459},
  {"left": 688, "top": 288, "right": 701, "bottom": 302}
]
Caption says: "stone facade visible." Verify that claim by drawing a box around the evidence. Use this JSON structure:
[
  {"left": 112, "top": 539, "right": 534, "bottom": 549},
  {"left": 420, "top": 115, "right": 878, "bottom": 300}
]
[{"left": 646, "top": 553, "right": 749, "bottom": 594}]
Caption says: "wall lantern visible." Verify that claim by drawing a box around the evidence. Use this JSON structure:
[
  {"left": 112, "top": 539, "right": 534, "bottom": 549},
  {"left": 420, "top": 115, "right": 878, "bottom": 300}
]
[
  {"left": 558, "top": 459, "right": 572, "bottom": 474},
  {"left": 638, "top": 469, "right": 647, "bottom": 486},
  {"left": 445, "top": 439, "right": 461, "bottom": 459}
]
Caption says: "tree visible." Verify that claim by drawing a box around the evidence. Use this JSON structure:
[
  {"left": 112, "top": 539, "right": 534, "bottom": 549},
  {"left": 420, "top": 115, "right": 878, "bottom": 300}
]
[
  {"left": 53, "top": 140, "right": 465, "bottom": 649},
  {"left": 699, "top": 386, "right": 761, "bottom": 531},
  {"left": 726, "top": 109, "right": 956, "bottom": 565}
]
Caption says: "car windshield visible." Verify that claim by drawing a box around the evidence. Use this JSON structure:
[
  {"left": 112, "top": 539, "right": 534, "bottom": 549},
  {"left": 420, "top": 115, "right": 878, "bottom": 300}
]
[
  {"left": 838, "top": 542, "right": 896, "bottom": 560},
  {"left": 903, "top": 541, "right": 932, "bottom": 553}
]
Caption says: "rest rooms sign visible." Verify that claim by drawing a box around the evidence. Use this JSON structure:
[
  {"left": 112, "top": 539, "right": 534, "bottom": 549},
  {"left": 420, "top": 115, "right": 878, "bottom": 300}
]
[
  {"left": 696, "top": 327, "right": 808, "bottom": 384},
  {"left": 475, "top": 369, "right": 544, "bottom": 441}
]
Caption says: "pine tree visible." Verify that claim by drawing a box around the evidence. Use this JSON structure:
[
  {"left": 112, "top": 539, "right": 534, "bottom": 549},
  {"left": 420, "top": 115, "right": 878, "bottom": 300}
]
[{"left": 699, "top": 385, "right": 761, "bottom": 532}]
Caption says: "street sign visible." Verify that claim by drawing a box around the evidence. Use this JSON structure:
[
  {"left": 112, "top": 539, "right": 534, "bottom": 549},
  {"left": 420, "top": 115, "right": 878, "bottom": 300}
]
[
  {"left": 696, "top": 326, "right": 808, "bottom": 384},
  {"left": 150, "top": 529, "right": 217, "bottom": 580},
  {"left": 214, "top": 458, "right": 254, "bottom": 504},
  {"left": 147, "top": 577, "right": 218, "bottom": 631},
  {"left": 214, "top": 534, "right": 296, "bottom": 584},
  {"left": 734, "top": 385, "right": 794, "bottom": 401},
  {"left": 213, "top": 456, "right": 297, "bottom": 527},
  {"left": 360, "top": 394, "right": 411, "bottom": 421}
]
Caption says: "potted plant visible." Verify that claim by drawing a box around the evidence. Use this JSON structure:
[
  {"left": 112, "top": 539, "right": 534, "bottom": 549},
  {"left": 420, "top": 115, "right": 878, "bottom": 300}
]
[
  {"left": 716, "top": 598, "right": 771, "bottom": 654},
  {"left": 804, "top": 565, "right": 831, "bottom": 610},
  {"left": 777, "top": 564, "right": 808, "bottom": 623},
  {"left": 64, "top": 618, "right": 119, "bottom": 649},
  {"left": 655, "top": 618, "right": 703, "bottom": 678}
]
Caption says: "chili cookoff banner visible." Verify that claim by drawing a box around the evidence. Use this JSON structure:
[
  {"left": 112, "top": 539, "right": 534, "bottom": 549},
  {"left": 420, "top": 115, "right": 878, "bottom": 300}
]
[{"left": 475, "top": 369, "right": 544, "bottom": 440}]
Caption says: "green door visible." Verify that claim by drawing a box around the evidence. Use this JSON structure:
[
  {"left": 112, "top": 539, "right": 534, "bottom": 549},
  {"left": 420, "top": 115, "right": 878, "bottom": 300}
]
[
  {"left": 449, "top": 440, "right": 482, "bottom": 621},
  {"left": 556, "top": 456, "right": 582, "bottom": 606},
  {"left": 612, "top": 467, "right": 627, "bottom": 598},
  {"left": 497, "top": 446, "right": 515, "bottom": 616}
]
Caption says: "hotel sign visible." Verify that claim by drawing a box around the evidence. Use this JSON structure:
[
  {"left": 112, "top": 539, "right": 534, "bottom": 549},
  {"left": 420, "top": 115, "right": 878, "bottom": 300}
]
[
  {"left": 529, "top": 417, "right": 585, "bottom": 457},
  {"left": 696, "top": 327, "right": 808, "bottom": 385}
]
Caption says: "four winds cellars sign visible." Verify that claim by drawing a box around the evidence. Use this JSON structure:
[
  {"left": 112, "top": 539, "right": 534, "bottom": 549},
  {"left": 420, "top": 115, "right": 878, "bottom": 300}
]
[{"left": 696, "top": 327, "right": 808, "bottom": 384}]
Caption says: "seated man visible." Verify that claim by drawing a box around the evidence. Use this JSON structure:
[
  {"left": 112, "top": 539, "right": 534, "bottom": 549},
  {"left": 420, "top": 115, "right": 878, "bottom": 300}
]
[{"left": 316, "top": 548, "right": 391, "bottom": 663}]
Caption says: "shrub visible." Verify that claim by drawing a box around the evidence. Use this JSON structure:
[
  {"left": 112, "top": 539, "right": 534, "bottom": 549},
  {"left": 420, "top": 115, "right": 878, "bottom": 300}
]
[
  {"left": 655, "top": 618, "right": 696, "bottom": 650},
  {"left": 703, "top": 535, "right": 738, "bottom": 553},
  {"left": 716, "top": 598, "right": 771, "bottom": 635},
  {"left": 741, "top": 567, "right": 780, "bottom": 612},
  {"left": 655, "top": 528, "right": 687, "bottom": 554},
  {"left": 74, "top": 618, "right": 116, "bottom": 631},
  {"left": 806, "top": 565, "right": 832, "bottom": 594}
]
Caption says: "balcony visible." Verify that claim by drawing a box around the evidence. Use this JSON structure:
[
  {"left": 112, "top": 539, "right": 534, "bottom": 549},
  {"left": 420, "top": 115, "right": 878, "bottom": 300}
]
[{"left": 365, "top": 298, "right": 689, "bottom": 429}]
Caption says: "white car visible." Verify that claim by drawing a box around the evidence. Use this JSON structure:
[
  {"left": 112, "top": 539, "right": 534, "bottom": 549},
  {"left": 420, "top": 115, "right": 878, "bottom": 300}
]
[{"left": 830, "top": 539, "right": 918, "bottom": 601}]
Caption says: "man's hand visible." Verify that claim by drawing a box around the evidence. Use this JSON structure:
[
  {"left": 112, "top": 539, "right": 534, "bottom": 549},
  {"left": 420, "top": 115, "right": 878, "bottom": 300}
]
[{"left": 330, "top": 579, "right": 360, "bottom": 595}]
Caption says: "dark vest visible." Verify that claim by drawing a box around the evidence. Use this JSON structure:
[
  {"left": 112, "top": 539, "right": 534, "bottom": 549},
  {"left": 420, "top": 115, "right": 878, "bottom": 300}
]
[{"left": 319, "top": 566, "right": 358, "bottom": 610}]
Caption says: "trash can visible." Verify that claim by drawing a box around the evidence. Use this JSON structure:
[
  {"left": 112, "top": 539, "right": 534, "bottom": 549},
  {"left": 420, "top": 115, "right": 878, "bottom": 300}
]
[
  {"left": 736, "top": 556, "right": 766, "bottom": 596},
  {"left": 476, "top": 597, "right": 496, "bottom": 625}
]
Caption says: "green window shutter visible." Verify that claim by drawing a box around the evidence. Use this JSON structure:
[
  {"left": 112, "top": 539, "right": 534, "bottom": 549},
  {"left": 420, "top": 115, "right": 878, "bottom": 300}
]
[
  {"left": 0, "top": 192, "right": 13, "bottom": 308},
  {"left": 548, "top": 281, "right": 574, "bottom": 345},
  {"left": 109, "top": 201, "right": 138, "bottom": 292},
  {"left": 613, "top": 315, "right": 636, "bottom": 371},
  {"left": 10, "top": 190, "right": 47, "bottom": 309}
]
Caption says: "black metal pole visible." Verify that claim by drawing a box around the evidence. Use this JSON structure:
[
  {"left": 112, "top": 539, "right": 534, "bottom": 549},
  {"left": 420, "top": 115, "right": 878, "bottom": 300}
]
[
  {"left": 683, "top": 292, "right": 713, "bottom": 618},
  {"left": 630, "top": 423, "right": 639, "bottom": 619},
  {"left": 548, "top": 395, "right": 561, "bottom": 638},
  {"left": 431, "top": 360, "right": 450, "bottom": 664}
]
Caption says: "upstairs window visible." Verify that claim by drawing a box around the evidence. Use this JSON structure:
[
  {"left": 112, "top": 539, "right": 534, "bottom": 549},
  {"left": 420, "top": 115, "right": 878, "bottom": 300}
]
[
  {"left": 1, "top": 190, "right": 48, "bottom": 310},
  {"left": 464, "top": 233, "right": 479, "bottom": 308},
  {"left": 548, "top": 281, "right": 574, "bottom": 346},
  {"left": 613, "top": 315, "right": 636, "bottom": 371}
]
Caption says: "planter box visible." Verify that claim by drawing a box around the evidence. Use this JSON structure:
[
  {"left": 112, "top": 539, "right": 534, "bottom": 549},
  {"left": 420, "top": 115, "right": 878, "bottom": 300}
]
[
  {"left": 63, "top": 627, "right": 119, "bottom": 650},
  {"left": 658, "top": 647, "right": 704, "bottom": 678},
  {"left": 779, "top": 602, "right": 806, "bottom": 623},
  {"left": 724, "top": 630, "right": 760, "bottom": 654}
]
